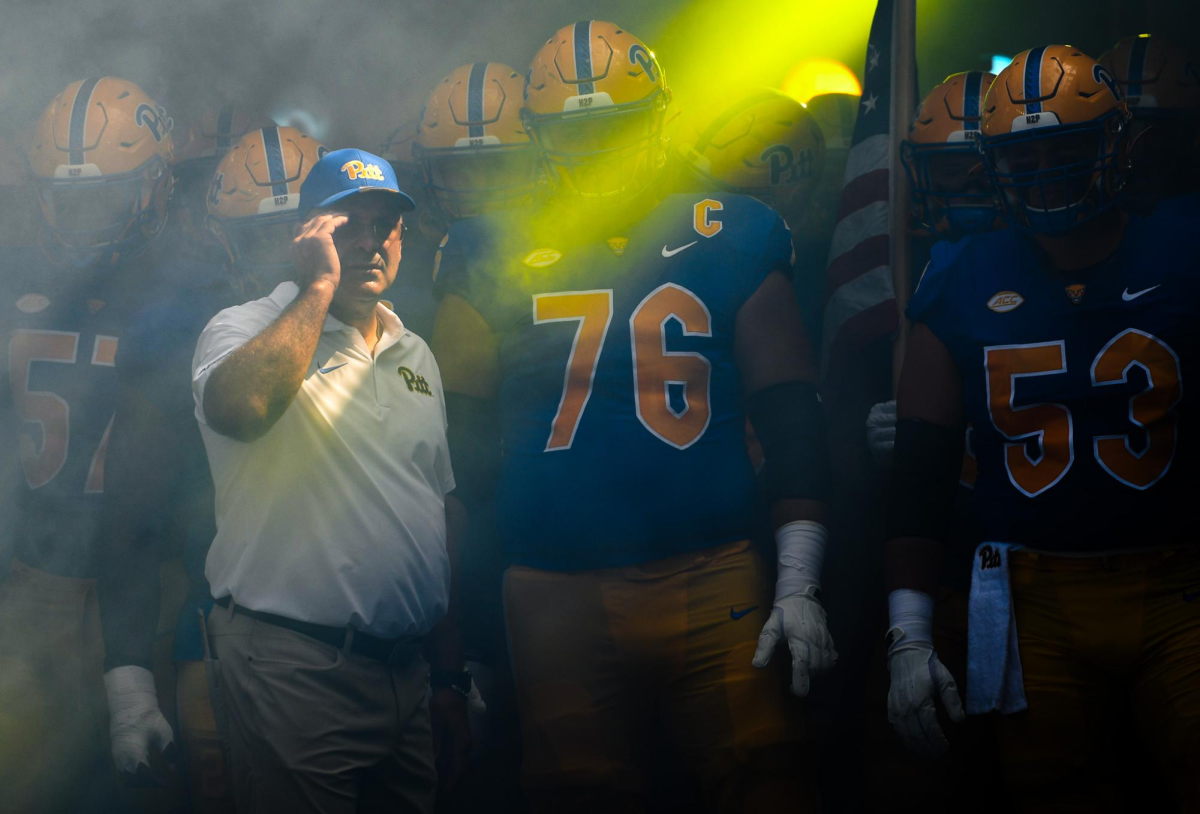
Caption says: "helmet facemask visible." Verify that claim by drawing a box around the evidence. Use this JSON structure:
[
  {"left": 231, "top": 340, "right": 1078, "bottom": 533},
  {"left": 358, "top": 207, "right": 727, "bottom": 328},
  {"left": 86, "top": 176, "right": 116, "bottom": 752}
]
[
  {"left": 902, "top": 137, "right": 998, "bottom": 236},
  {"left": 210, "top": 210, "right": 298, "bottom": 299},
  {"left": 36, "top": 155, "right": 171, "bottom": 267},
  {"left": 415, "top": 140, "right": 539, "bottom": 221},
  {"left": 524, "top": 90, "right": 668, "bottom": 204},
  {"left": 983, "top": 110, "right": 1129, "bottom": 234}
]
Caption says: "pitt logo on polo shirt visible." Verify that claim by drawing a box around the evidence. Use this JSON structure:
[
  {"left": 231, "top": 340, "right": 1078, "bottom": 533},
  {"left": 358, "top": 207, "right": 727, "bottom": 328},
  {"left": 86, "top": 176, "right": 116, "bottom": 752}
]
[
  {"left": 398, "top": 366, "right": 433, "bottom": 396},
  {"left": 342, "top": 160, "right": 387, "bottom": 182}
]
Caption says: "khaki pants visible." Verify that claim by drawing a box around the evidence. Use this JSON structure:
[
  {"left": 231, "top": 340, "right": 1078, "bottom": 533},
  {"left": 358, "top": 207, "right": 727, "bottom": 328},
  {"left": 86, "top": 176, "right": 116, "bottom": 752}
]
[{"left": 208, "top": 605, "right": 436, "bottom": 814}]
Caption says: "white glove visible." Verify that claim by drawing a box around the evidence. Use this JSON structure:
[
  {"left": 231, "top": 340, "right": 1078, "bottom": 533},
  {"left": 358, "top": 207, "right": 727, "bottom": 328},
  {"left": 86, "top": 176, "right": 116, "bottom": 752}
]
[
  {"left": 752, "top": 521, "right": 838, "bottom": 696},
  {"left": 886, "top": 589, "right": 965, "bottom": 759},
  {"left": 865, "top": 399, "right": 897, "bottom": 468},
  {"left": 104, "top": 665, "right": 176, "bottom": 776}
]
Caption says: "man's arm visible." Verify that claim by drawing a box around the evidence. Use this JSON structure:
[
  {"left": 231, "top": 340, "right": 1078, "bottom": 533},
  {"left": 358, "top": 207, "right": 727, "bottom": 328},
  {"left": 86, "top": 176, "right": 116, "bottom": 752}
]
[
  {"left": 200, "top": 213, "right": 346, "bottom": 442},
  {"left": 95, "top": 380, "right": 180, "bottom": 780},
  {"left": 883, "top": 321, "right": 967, "bottom": 759},
  {"left": 735, "top": 271, "right": 837, "bottom": 697}
]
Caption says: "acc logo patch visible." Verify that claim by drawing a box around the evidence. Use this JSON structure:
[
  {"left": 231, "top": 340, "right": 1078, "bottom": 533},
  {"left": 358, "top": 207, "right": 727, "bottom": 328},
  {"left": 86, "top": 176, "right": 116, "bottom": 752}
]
[
  {"left": 606, "top": 236, "right": 628, "bottom": 256},
  {"left": 987, "top": 291, "right": 1024, "bottom": 313},
  {"left": 135, "top": 103, "right": 173, "bottom": 143},
  {"left": 523, "top": 248, "right": 562, "bottom": 268},
  {"left": 341, "top": 160, "right": 386, "bottom": 182},
  {"left": 1065, "top": 284, "right": 1086, "bottom": 305},
  {"left": 16, "top": 293, "right": 50, "bottom": 313},
  {"left": 88, "top": 299, "right": 106, "bottom": 315}
]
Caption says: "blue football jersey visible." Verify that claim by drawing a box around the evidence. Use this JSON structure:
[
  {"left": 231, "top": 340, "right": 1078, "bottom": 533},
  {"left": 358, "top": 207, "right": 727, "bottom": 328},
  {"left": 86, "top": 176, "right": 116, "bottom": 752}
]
[
  {"left": 437, "top": 193, "right": 794, "bottom": 570},
  {"left": 908, "top": 195, "right": 1200, "bottom": 552},
  {"left": 0, "top": 250, "right": 148, "bottom": 576}
]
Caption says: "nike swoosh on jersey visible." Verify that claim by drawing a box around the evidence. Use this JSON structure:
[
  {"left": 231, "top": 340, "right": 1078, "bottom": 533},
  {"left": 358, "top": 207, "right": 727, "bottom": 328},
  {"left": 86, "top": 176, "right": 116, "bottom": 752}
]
[
  {"left": 318, "top": 362, "right": 348, "bottom": 374},
  {"left": 729, "top": 605, "right": 759, "bottom": 620},
  {"left": 661, "top": 241, "right": 698, "bottom": 258},
  {"left": 1122, "top": 285, "right": 1161, "bottom": 301}
]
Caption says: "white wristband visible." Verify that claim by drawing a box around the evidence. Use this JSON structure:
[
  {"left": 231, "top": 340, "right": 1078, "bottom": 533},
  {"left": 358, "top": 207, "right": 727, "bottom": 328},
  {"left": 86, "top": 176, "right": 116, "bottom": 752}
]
[
  {"left": 773, "top": 520, "right": 827, "bottom": 602},
  {"left": 886, "top": 588, "right": 934, "bottom": 654}
]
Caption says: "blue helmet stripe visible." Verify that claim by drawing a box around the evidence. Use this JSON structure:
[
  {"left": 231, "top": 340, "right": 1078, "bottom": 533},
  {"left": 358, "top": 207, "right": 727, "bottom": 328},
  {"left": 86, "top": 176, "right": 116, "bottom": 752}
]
[
  {"left": 261, "top": 126, "right": 289, "bottom": 198},
  {"left": 574, "top": 20, "right": 595, "bottom": 95},
  {"left": 467, "top": 61, "right": 487, "bottom": 139},
  {"left": 68, "top": 77, "right": 102, "bottom": 165},
  {"left": 216, "top": 104, "right": 235, "bottom": 153},
  {"left": 963, "top": 70, "right": 983, "bottom": 130},
  {"left": 1128, "top": 37, "right": 1149, "bottom": 97},
  {"left": 1024, "top": 46, "right": 1047, "bottom": 115}
]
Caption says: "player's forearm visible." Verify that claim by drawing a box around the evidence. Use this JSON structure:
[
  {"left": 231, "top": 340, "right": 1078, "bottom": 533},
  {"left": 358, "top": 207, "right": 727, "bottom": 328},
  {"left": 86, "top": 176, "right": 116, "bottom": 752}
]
[
  {"left": 885, "top": 537, "right": 944, "bottom": 596},
  {"left": 203, "top": 282, "right": 334, "bottom": 441}
]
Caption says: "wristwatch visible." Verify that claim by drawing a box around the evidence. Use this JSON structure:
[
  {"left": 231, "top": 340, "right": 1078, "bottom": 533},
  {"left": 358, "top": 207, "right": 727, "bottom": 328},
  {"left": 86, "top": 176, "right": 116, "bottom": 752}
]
[{"left": 430, "top": 668, "right": 472, "bottom": 697}]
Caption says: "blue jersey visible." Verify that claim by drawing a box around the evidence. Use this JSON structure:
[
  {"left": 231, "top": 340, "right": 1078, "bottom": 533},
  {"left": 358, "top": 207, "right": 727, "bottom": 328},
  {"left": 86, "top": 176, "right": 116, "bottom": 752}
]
[
  {"left": 0, "top": 249, "right": 149, "bottom": 576},
  {"left": 908, "top": 196, "right": 1200, "bottom": 552},
  {"left": 437, "top": 193, "right": 794, "bottom": 570}
]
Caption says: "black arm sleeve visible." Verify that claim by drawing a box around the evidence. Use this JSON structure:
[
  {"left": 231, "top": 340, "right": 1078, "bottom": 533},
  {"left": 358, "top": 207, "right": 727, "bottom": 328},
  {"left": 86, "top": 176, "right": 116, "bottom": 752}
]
[
  {"left": 745, "top": 380, "right": 832, "bottom": 503},
  {"left": 885, "top": 418, "right": 964, "bottom": 542}
]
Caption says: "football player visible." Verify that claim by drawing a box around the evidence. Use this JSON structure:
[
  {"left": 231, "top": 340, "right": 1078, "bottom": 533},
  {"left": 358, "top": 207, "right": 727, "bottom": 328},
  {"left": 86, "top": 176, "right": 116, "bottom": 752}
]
[
  {"left": 885, "top": 46, "right": 1200, "bottom": 811},
  {"left": 430, "top": 21, "right": 834, "bottom": 811},
  {"left": 94, "top": 125, "right": 325, "bottom": 813},
  {"left": 1100, "top": 35, "right": 1200, "bottom": 211},
  {"left": 0, "top": 76, "right": 174, "bottom": 812},
  {"left": 170, "top": 104, "right": 276, "bottom": 263}
]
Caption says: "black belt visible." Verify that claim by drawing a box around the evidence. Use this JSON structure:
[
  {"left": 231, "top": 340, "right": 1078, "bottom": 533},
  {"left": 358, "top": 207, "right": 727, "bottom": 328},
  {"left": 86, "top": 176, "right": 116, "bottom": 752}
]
[{"left": 214, "top": 596, "right": 422, "bottom": 664}]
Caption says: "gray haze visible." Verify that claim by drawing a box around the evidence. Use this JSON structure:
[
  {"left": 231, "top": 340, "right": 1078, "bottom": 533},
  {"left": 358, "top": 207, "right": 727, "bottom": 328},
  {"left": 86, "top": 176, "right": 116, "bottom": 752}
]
[{"left": 0, "top": 0, "right": 675, "bottom": 148}]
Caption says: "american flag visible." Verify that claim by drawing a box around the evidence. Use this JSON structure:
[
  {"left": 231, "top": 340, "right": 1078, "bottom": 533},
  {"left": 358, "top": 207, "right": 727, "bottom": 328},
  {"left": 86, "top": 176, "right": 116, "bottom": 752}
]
[{"left": 820, "top": 0, "right": 915, "bottom": 390}]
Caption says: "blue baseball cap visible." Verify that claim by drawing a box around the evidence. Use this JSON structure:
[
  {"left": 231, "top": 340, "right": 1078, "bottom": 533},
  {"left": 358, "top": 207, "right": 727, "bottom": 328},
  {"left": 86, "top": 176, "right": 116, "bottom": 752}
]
[{"left": 298, "top": 148, "right": 416, "bottom": 218}]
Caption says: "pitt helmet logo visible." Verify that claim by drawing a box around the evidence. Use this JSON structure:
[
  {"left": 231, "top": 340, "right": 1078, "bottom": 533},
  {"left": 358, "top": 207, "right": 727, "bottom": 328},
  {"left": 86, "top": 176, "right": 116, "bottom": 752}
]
[
  {"left": 207, "top": 172, "right": 224, "bottom": 209},
  {"left": 397, "top": 366, "right": 433, "bottom": 396},
  {"left": 760, "top": 144, "right": 815, "bottom": 186},
  {"left": 1065, "top": 283, "right": 1086, "bottom": 305},
  {"left": 523, "top": 248, "right": 562, "bottom": 268},
  {"left": 987, "top": 291, "right": 1024, "bottom": 312},
  {"left": 135, "top": 103, "right": 173, "bottom": 143},
  {"left": 341, "top": 160, "right": 386, "bottom": 182},
  {"left": 693, "top": 199, "right": 723, "bottom": 238},
  {"left": 628, "top": 44, "right": 658, "bottom": 83},
  {"left": 1092, "top": 64, "right": 1122, "bottom": 101}
]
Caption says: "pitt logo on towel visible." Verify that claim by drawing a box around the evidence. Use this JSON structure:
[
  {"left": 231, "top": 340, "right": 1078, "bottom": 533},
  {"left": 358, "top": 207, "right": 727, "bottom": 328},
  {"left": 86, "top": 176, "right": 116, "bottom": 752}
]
[{"left": 341, "top": 160, "right": 386, "bottom": 182}]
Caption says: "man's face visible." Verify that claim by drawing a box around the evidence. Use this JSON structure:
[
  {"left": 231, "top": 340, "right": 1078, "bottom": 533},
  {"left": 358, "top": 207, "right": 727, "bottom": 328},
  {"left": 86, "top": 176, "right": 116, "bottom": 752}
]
[{"left": 327, "top": 194, "right": 404, "bottom": 305}]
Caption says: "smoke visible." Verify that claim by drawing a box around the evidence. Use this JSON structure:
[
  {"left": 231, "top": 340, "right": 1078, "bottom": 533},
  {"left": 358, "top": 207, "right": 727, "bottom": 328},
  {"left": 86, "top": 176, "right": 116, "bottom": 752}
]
[{"left": 0, "top": 0, "right": 670, "bottom": 151}]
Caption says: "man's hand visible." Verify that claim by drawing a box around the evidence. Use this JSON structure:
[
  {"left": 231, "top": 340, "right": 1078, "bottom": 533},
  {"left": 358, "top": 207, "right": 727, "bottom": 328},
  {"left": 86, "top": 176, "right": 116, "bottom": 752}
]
[
  {"left": 866, "top": 399, "right": 897, "bottom": 468},
  {"left": 887, "top": 645, "right": 965, "bottom": 759},
  {"left": 103, "top": 665, "right": 178, "bottom": 785},
  {"left": 292, "top": 213, "right": 348, "bottom": 292},
  {"left": 430, "top": 687, "right": 471, "bottom": 792},
  {"left": 753, "top": 586, "right": 837, "bottom": 696}
]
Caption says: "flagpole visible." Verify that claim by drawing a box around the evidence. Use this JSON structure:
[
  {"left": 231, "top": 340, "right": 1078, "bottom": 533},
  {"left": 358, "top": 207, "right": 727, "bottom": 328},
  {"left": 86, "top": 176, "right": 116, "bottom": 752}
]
[{"left": 889, "top": 0, "right": 917, "bottom": 393}]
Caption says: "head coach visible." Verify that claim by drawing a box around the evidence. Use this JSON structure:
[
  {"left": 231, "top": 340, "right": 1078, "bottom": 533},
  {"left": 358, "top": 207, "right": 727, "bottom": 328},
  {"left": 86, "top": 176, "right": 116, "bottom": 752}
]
[{"left": 191, "top": 148, "right": 470, "bottom": 813}]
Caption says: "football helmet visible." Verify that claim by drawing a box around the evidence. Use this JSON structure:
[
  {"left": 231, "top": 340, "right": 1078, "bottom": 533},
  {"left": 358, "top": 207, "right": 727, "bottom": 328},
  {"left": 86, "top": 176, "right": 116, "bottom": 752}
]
[
  {"left": 677, "top": 89, "right": 825, "bottom": 220},
  {"left": 980, "top": 46, "right": 1131, "bottom": 234},
  {"left": 28, "top": 77, "right": 175, "bottom": 266},
  {"left": 207, "top": 125, "right": 327, "bottom": 297},
  {"left": 522, "top": 20, "right": 670, "bottom": 203},
  {"left": 902, "top": 71, "right": 999, "bottom": 236},
  {"left": 173, "top": 105, "right": 275, "bottom": 245},
  {"left": 1099, "top": 36, "right": 1200, "bottom": 205},
  {"left": 414, "top": 62, "right": 538, "bottom": 222}
]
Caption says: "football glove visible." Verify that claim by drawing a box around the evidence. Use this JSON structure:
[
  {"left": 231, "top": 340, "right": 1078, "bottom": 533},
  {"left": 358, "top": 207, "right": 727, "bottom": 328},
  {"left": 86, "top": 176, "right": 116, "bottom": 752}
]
[
  {"left": 886, "top": 589, "right": 965, "bottom": 759},
  {"left": 865, "top": 399, "right": 897, "bottom": 469},
  {"left": 104, "top": 665, "right": 176, "bottom": 779},
  {"left": 752, "top": 520, "right": 837, "bottom": 696}
]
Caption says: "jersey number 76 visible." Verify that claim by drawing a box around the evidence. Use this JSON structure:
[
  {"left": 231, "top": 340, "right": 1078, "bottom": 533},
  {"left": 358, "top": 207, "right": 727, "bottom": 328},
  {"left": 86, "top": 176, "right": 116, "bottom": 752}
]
[{"left": 533, "top": 284, "right": 712, "bottom": 452}]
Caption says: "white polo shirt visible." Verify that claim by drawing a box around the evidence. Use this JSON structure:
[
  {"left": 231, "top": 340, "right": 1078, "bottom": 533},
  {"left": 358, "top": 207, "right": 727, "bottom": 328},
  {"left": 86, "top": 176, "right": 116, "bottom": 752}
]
[{"left": 192, "top": 282, "right": 454, "bottom": 638}]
